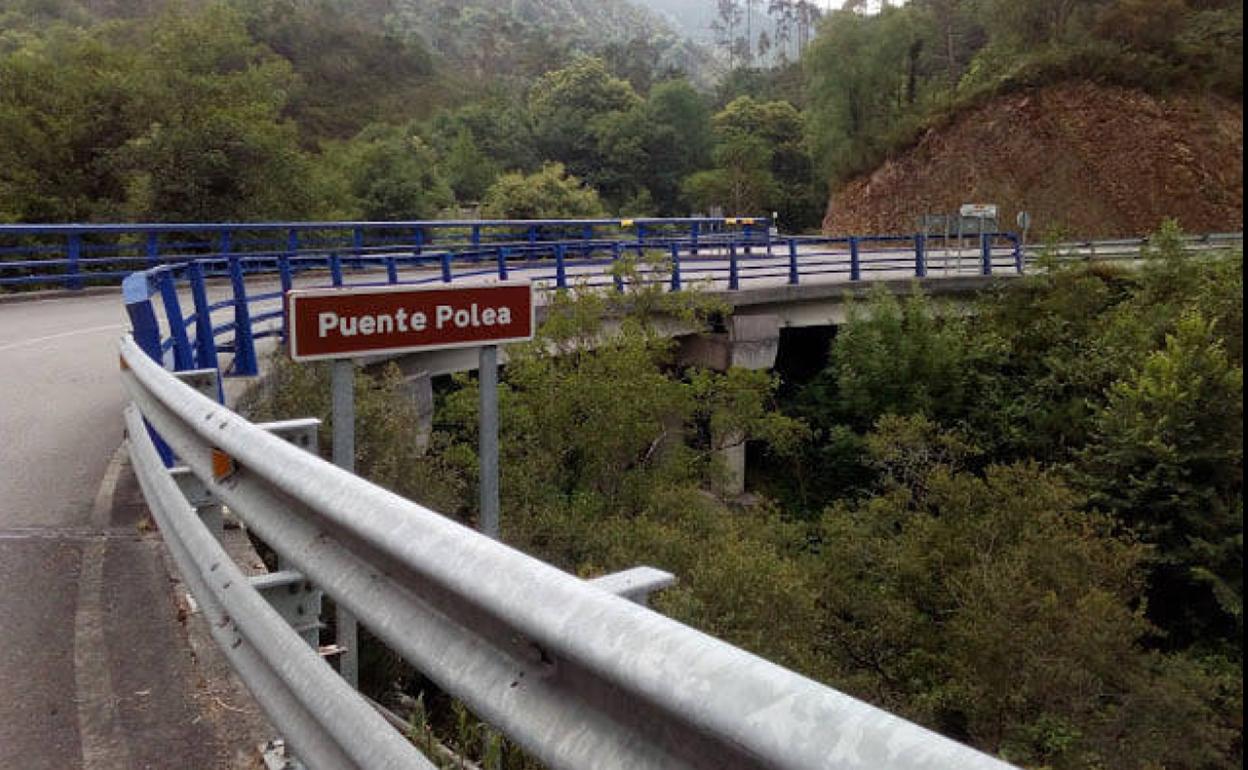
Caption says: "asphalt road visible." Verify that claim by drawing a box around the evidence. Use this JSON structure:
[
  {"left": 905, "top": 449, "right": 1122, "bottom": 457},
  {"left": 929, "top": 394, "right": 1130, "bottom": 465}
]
[{"left": 0, "top": 294, "right": 256, "bottom": 769}]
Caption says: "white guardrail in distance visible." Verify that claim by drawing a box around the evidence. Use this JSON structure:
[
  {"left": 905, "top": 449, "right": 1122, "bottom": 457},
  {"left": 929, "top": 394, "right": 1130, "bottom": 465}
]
[{"left": 121, "top": 334, "right": 1019, "bottom": 770}]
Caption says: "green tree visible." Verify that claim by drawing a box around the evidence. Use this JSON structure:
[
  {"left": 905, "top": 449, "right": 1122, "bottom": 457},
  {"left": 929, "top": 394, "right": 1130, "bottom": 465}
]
[
  {"left": 712, "top": 95, "right": 819, "bottom": 228},
  {"left": 683, "top": 133, "right": 778, "bottom": 215},
  {"left": 117, "top": 2, "right": 315, "bottom": 221},
  {"left": 528, "top": 57, "right": 641, "bottom": 182},
  {"left": 819, "top": 432, "right": 1235, "bottom": 768},
  {"left": 318, "top": 122, "right": 452, "bottom": 220},
  {"left": 0, "top": 26, "right": 138, "bottom": 221},
  {"left": 440, "top": 127, "right": 500, "bottom": 204},
  {"left": 805, "top": 5, "right": 927, "bottom": 184},
  {"left": 479, "top": 162, "right": 605, "bottom": 219},
  {"left": 1080, "top": 312, "right": 1243, "bottom": 644}
]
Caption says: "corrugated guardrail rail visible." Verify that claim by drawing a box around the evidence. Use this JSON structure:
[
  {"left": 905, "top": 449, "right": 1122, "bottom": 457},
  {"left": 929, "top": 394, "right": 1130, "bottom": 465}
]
[{"left": 120, "top": 333, "right": 1018, "bottom": 770}]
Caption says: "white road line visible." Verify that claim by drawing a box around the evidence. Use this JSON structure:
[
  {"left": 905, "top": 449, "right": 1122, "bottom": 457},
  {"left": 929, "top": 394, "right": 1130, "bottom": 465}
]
[{"left": 0, "top": 323, "right": 123, "bottom": 353}]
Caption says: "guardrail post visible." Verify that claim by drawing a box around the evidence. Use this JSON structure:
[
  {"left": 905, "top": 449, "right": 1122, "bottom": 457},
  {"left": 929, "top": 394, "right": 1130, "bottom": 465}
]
[
  {"left": 440, "top": 251, "right": 453, "bottom": 283},
  {"left": 187, "top": 262, "right": 219, "bottom": 373},
  {"left": 325, "top": 252, "right": 341, "bottom": 286},
  {"left": 228, "top": 253, "right": 258, "bottom": 377},
  {"left": 669, "top": 242, "right": 681, "bottom": 292},
  {"left": 413, "top": 226, "right": 424, "bottom": 256},
  {"left": 915, "top": 233, "right": 927, "bottom": 278},
  {"left": 1011, "top": 233, "right": 1024, "bottom": 274},
  {"left": 471, "top": 224, "right": 481, "bottom": 249},
  {"left": 555, "top": 244, "right": 568, "bottom": 289},
  {"left": 352, "top": 227, "right": 364, "bottom": 270},
  {"left": 743, "top": 222, "right": 753, "bottom": 256},
  {"left": 67, "top": 233, "right": 83, "bottom": 290},
  {"left": 980, "top": 233, "right": 992, "bottom": 275},
  {"left": 849, "top": 236, "right": 861, "bottom": 281},
  {"left": 788, "top": 238, "right": 799, "bottom": 285},
  {"left": 159, "top": 271, "right": 195, "bottom": 370},
  {"left": 729, "top": 243, "right": 740, "bottom": 290},
  {"left": 527, "top": 225, "right": 537, "bottom": 246},
  {"left": 763, "top": 218, "right": 773, "bottom": 257},
  {"left": 496, "top": 247, "right": 509, "bottom": 281},
  {"left": 146, "top": 231, "right": 160, "bottom": 269},
  {"left": 611, "top": 241, "right": 624, "bottom": 292},
  {"left": 690, "top": 221, "right": 700, "bottom": 256}
]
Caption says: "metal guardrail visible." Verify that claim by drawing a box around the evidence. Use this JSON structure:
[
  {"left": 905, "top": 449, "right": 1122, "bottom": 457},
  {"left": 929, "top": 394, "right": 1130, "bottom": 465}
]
[
  {"left": 119, "top": 334, "right": 1017, "bottom": 769},
  {"left": 1, "top": 217, "right": 761, "bottom": 290},
  {"left": 107, "top": 224, "right": 1022, "bottom": 378}
]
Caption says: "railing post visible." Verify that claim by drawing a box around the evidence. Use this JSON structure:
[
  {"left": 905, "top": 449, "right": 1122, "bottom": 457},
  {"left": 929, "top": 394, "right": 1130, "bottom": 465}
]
[
  {"left": 471, "top": 224, "right": 481, "bottom": 249},
  {"left": 527, "top": 225, "right": 537, "bottom": 246},
  {"left": 729, "top": 243, "right": 740, "bottom": 290},
  {"left": 669, "top": 242, "right": 681, "bottom": 292},
  {"left": 555, "top": 244, "right": 568, "bottom": 289},
  {"left": 67, "top": 233, "right": 83, "bottom": 290},
  {"left": 611, "top": 241, "right": 624, "bottom": 293},
  {"left": 159, "top": 271, "right": 194, "bottom": 370},
  {"left": 440, "top": 251, "right": 453, "bottom": 283},
  {"left": 413, "top": 226, "right": 424, "bottom": 256},
  {"left": 915, "top": 233, "right": 927, "bottom": 278},
  {"left": 743, "top": 221, "right": 753, "bottom": 256},
  {"left": 787, "top": 238, "right": 799, "bottom": 285},
  {"left": 496, "top": 247, "right": 509, "bottom": 281},
  {"left": 188, "top": 261, "right": 219, "bottom": 372},
  {"left": 329, "top": 253, "right": 343, "bottom": 287},
  {"left": 690, "top": 221, "right": 700, "bottom": 256},
  {"left": 146, "top": 231, "right": 160, "bottom": 269},
  {"left": 849, "top": 236, "right": 861, "bottom": 281},
  {"left": 123, "top": 273, "right": 162, "bottom": 364},
  {"left": 636, "top": 222, "right": 646, "bottom": 260},
  {"left": 1012, "top": 233, "right": 1024, "bottom": 274},
  {"left": 980, "top": 233, "right": 992, "bottom": 276},
  {"left": 227, "top": 245, "right": 258, "bottom": 377},
  {"left": 352, "top": 227, "right": 364, "bottom": 270}
]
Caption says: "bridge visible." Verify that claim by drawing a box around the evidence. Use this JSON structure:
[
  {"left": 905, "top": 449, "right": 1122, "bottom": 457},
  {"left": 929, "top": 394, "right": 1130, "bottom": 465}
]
[{"left": 1, "top": 218, "right": 1238, "bottom": 769}]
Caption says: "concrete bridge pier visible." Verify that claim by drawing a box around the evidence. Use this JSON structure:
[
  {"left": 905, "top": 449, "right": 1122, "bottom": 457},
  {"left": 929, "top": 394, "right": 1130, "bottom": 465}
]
[
  {"left": 679, "top": 314, "right": 781, "bottom": 496},
  {"left": 391, "top": 363, "right": 435, "bottom": 454}
]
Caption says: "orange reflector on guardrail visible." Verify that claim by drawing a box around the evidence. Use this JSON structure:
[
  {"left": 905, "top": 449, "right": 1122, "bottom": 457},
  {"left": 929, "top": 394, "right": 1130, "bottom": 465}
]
[{"left": 211, "top": 448, "right": 236, "bottom": 481}]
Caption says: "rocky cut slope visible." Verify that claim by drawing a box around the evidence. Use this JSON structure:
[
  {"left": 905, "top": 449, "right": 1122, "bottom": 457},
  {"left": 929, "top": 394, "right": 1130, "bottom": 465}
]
[{"left": 822, "top": 83, "right": 1244, "bottom": 238}]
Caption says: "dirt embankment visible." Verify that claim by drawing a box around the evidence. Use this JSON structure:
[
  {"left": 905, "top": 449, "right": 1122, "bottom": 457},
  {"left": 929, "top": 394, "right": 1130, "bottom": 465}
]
[{"left": 822, "top": 83, "right": 1244, "bottom": 238}]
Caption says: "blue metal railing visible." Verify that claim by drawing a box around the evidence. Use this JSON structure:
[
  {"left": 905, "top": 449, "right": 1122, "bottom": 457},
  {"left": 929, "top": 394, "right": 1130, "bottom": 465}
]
[
  {"left": 1, "top": 218, "right": 756, "bottom": 290},
  {"left": 4, "top": 217, "right": 1027, "bottom": 379},
  {"left": 105, "top": 224, "right": 1020, "bottom": 382}
]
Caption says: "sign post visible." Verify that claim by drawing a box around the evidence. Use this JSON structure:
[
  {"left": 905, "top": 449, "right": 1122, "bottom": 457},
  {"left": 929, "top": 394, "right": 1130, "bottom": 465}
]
[
  {"left": 330, "top": 358, "right": 359, "bottom": 687},
  {"left": 479, "top": 345, "right": 500, "bottom": 539},
  {"left": 286, "top": 281, "right": 534, "bottom": 683}
]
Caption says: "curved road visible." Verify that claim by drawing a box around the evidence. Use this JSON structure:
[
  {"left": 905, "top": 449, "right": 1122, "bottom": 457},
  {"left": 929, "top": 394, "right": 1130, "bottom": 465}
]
[{"left": 0, "top": 293, "right": 253, "bottom": 769}]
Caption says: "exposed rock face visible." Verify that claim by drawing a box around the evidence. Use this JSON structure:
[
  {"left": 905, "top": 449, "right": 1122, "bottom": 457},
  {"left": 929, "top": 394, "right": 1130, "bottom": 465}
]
[{"left": 822, "top": 83, "right": 1244, "bottom": 238}]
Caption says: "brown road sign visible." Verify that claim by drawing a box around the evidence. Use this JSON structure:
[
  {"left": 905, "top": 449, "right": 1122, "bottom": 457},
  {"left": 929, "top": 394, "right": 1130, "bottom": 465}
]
[{"left": 286, "top": 282, "right": 534, "bottom": 362}]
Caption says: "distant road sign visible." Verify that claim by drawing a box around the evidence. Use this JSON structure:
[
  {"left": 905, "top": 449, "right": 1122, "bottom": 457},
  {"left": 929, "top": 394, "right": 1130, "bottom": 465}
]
[
  {"left": 960, "top": 203, "right": 999, "bottom": 219},
  {"left": 287, "top": 282, "right": 534, "bottom": 362}
]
